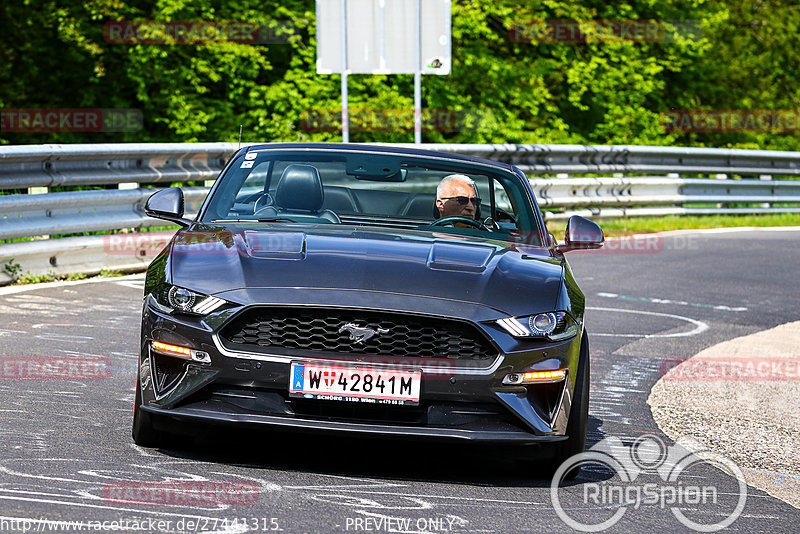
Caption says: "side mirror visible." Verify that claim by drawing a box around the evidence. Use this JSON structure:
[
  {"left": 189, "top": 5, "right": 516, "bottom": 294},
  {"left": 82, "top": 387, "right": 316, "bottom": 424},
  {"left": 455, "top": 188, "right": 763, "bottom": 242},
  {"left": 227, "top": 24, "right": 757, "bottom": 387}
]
[
  {"left": 556, "top": 215, "right": 604, "bottom": 253},
  {"left": 144, "top": 187, "right": 191, "bottom": 227}
]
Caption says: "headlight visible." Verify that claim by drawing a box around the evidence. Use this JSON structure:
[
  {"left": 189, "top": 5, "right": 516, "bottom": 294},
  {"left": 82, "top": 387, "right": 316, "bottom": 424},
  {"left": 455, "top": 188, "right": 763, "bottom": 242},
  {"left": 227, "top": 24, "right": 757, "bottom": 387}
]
[
  {"left": 496, "top": 311, "right": 578, "bottom": 341},
  {"left": 150, "top": 284, "right": 227, "bottom": 315}
]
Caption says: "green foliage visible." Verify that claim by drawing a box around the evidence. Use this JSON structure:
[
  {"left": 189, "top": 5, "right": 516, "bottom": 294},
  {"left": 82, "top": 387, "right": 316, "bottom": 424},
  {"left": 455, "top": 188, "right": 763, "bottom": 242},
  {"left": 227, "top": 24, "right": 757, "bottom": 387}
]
[
  {"left": 1, "top": 0, "right": 798, "bottom": 148},
  {"left": 4, "top": 258, "right": 22, "bottom": 280},
  {"left": 14, "top": 269, "right": 88, "bottom": 284},
  {"left": 17, "top": 270, "right": 59, "bottom": 284},
  {"left": 99, "top": 267, "right": 123, "bottom": 277}
]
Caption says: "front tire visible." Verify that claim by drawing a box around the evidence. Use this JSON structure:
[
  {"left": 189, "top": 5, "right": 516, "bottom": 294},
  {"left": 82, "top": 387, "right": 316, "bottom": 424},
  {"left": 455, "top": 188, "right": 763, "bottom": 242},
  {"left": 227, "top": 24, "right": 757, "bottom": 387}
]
[
  {"left": 520, "top": 334, "right": 590, "bottom": 479},
  {"left": 132, "top": 374, "right": 164, "bottom": 448}
]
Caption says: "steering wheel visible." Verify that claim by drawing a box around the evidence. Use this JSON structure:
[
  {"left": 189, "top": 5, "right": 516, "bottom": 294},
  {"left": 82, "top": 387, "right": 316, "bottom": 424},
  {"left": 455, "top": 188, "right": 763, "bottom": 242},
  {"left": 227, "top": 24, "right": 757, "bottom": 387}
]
[
  {"left": 429, "top": 216, "right": 490, "bottom": 231},
  {"left": 253, "top": 192, "right": 274, "bottom": 213}
]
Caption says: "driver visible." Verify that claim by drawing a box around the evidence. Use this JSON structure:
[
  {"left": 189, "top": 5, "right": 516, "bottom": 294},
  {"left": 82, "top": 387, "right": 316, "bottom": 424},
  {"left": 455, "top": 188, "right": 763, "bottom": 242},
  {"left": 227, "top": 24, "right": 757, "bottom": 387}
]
[{"left": 435, "top": 174, "right": 481, "bottom": 219}]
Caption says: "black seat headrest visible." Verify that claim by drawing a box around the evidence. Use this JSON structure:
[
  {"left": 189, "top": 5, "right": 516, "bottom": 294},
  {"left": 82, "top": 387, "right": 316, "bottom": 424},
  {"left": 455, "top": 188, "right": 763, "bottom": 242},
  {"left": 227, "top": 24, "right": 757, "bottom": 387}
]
[{"left": 275, "top": 164, "right": 324, "bottom": 212}]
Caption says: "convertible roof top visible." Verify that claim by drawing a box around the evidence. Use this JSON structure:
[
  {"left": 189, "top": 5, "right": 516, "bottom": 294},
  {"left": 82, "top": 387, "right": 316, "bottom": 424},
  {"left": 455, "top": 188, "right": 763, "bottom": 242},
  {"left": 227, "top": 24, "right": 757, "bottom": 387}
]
[{"left": 241, "top": 143, "right": 517, "bottom": 173}]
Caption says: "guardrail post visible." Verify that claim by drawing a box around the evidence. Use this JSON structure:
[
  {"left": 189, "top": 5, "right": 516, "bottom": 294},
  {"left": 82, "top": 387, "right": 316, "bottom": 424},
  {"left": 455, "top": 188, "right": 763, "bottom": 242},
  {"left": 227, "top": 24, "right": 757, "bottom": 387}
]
[
  {"left": 715, "top": 173, "right": 728, "bottom": 209},
  {"left": 759, "top": 175, "right": 772, "bottom": 208},
  {"left": 27, "top": 186, "right": 49, "bottom": 239}
]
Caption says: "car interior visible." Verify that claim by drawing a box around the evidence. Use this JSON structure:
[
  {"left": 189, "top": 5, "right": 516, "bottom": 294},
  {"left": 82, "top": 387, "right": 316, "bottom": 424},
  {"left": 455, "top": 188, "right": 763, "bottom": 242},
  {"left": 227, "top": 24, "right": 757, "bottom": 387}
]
[{"left": 207, "top": 154, "right": 539, "bottom": 243}]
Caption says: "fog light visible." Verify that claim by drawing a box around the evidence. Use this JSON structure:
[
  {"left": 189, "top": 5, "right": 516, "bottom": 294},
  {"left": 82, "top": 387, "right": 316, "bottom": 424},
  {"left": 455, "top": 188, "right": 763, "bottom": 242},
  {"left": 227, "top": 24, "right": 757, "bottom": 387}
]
[
  {"left": 151, "top": 341, "right": 212, "bottom": 364},
  {"left": 152, "top": 340, "right": 191, "bottom": 356},
  {"left": 523, "top": 369, "right": 567, "bottom": 383},
  {"left": 503, "top": 373, "right": 523, "bottom": 385},
  {"left": 503, "top": 369, "right": 567, "bottom": 385}
]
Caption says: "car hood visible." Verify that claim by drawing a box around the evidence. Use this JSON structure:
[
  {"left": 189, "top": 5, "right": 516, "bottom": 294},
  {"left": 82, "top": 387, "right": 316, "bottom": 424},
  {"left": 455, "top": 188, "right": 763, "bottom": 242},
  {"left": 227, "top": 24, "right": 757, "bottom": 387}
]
[{"left": 169, "top": 224, "right": 564, "bottom": 317}]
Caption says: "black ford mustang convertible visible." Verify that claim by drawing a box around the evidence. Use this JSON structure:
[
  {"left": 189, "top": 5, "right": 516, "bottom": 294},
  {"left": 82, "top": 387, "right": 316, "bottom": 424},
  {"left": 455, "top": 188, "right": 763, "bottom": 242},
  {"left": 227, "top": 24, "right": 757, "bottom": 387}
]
[{"left": 133, "top": 143, "right": 603, "bottom": 471}]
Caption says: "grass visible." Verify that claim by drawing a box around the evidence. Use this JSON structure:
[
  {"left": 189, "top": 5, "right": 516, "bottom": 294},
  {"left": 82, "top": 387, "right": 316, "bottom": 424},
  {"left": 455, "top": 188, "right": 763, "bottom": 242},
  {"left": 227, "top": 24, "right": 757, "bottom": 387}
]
[
  {"left": 544, "top": 213, "right": 800, "bottom": 238},
  {"left": 7, "top": 268, "right": 119, "bottom": 285},
  {"left": 15, "top": 271, "right": 88, "bottom": 285}
]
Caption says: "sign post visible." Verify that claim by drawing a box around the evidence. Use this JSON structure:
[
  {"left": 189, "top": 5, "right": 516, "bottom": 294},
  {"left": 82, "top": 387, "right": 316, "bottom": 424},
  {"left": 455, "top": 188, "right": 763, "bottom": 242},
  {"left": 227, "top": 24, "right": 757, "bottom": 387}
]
[
  {"left": 340, "top": 0, "right": 349, "bottom": 143},
  {"left": 413, "top": 0, "right": 421, "bottom": 144}
]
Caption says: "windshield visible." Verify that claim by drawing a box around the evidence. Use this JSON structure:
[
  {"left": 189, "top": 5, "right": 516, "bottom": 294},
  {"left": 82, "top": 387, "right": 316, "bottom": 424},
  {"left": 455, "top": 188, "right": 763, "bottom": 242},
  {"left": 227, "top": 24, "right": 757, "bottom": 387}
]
[{"left": 200, "top": 148, "right": 543, "bottom": 246}]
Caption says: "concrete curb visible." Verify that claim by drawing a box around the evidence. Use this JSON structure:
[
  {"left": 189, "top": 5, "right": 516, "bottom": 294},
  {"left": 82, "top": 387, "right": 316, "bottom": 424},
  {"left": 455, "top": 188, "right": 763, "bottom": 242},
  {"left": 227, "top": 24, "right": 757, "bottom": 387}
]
[{"left": 648, "top": 321, "right": 800, "bottom": 509}]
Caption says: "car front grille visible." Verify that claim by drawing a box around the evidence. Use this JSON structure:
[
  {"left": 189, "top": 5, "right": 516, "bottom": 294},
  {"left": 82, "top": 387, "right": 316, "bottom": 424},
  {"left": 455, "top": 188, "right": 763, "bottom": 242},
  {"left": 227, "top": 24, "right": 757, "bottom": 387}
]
[{"left": 219, "top": 307, "right": 496, "bottom": 361}]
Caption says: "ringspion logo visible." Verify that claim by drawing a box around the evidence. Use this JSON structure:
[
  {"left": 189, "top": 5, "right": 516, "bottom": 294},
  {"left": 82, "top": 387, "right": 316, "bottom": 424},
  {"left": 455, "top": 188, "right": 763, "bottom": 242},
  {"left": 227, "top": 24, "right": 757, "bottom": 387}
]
[{"left": 551, "top": 435, "right": 747, "bottom": 532}]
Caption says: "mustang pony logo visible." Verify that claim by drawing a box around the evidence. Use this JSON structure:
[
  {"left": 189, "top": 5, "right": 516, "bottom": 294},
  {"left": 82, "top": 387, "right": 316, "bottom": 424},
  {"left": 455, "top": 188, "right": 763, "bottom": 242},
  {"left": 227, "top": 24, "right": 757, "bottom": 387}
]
[{"left": 338, "top": 323, "right": 389, "bottom": 344}]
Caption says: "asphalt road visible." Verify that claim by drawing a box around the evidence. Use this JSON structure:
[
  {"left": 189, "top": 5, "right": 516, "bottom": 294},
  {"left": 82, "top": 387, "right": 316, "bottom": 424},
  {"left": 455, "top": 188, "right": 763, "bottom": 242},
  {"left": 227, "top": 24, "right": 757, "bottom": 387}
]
[{"left": 0, "top": 228, "right": 798, "bottom": 533}]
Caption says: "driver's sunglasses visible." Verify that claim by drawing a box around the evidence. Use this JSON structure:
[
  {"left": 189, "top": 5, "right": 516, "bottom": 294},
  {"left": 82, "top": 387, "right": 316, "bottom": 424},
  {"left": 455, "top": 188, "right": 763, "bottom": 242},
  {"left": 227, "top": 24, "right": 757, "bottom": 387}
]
[{"left": 442, "top": 196, "right": 481, "bottom": 206}]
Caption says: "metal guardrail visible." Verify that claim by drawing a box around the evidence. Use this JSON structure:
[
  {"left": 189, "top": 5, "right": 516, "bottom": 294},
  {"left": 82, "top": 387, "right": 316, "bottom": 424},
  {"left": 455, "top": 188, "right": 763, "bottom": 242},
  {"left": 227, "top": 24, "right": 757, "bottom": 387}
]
[
  {"left": 405, "top": 144, "right": 800, "bottom": 175},
  {"left": 0, "top": 143, "right": 235, "bottom": 189},
  {"left": 0, "top": 187, "right": 209, "bottom": 240},
  {"left": 529, "top": 176, "right": 800, "bottom": 211},
  {"left": 1, "top": 142, "right": 799, "bottom": 283}
]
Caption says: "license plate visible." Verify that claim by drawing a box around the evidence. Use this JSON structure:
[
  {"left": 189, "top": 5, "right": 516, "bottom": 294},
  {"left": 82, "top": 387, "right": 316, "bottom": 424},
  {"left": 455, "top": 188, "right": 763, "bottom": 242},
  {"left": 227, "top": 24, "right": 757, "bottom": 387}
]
[{"left": 289, "top": 363, "right": 421, "bottom": 406}]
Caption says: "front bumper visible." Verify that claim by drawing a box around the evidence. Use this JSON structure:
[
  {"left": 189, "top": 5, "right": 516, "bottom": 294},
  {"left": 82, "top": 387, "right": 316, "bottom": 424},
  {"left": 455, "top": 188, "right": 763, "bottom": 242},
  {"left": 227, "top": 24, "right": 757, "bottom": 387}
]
[
  {"left": 138, "top": 298, "right": 583, "bottom": 443},
  {"left": 142, "top": 404, "right": 568, "bottom": 443}
]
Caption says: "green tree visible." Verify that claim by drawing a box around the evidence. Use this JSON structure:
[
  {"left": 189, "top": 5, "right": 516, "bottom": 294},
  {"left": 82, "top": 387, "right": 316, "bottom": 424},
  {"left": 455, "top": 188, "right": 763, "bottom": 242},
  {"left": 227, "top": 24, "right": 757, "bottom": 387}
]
[{"left": 1, "top": 0, "right": 798, "bottom": 150}]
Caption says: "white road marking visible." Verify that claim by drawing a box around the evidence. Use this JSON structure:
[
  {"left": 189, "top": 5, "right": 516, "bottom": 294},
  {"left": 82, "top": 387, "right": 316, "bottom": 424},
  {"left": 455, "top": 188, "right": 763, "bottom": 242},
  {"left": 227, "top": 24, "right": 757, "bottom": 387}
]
[
  {"left": 31, "top": 323, "right": 94, "bottom": 329},
  {"left": 309, "top": 494, "right": 433, "bottom": 510},
  {"left": 0, "top": 273, "right": 145, "bottom": 296},
  {"left": 303, "top": 489, "right": 547, "bottom": 506},
  {"left": 596, "top": 292, "right": 747, "bottom": 312},
  {"left": 587, "top": 307, "right": 709, "bottom": 338},
  {"left": 0, "top": 495, "right": 233, "bottom": 520},
  {"left": 115, "top": 280, "right": 145, "bottom": 289}
]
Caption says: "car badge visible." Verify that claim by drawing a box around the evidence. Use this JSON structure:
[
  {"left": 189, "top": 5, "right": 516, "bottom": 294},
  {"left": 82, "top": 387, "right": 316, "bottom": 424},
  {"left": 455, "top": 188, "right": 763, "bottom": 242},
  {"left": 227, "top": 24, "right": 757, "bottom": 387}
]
[{"left": 339, "top": 322, "right": 389, "bottom": 344}]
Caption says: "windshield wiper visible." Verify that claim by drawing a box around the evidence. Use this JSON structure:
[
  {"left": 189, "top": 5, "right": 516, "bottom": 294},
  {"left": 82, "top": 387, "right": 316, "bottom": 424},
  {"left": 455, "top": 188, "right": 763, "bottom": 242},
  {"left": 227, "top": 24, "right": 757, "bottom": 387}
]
[{"left": 211, "top": 217, "right": 297, "bottom": 223}]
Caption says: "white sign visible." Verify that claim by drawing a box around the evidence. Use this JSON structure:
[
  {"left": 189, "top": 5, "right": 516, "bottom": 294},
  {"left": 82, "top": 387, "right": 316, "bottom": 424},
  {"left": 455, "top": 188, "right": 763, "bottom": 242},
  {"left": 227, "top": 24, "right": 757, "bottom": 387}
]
[{"left": 316, "top": 0, "right": 451, "bottom": 75}]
